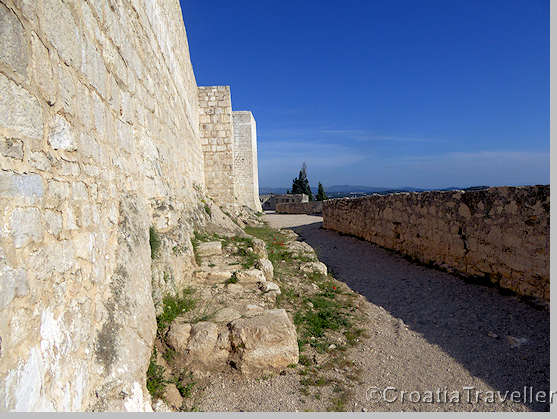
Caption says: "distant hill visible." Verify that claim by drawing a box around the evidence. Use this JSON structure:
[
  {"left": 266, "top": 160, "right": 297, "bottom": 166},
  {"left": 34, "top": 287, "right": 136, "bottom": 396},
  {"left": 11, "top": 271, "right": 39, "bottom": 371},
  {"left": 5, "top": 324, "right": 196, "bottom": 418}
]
[
  {"left": 260, "top": 184, "right": 491, "bottom": 197},
  {"left": 259, "top": 187, "right": 289, "bottom": 195}
]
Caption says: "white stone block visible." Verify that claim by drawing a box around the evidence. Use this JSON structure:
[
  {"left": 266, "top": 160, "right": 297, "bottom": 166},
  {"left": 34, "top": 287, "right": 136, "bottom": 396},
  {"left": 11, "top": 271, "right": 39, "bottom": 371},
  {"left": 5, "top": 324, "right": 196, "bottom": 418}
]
[
  {"left": 10, "top": 207, "right": 43, "bottom": 248},
  {"left": 49, "top": 114, "right": 77, "bottom": 151},
  {"left": 0, "top": 73, "right": 43, "bottom": 139}
]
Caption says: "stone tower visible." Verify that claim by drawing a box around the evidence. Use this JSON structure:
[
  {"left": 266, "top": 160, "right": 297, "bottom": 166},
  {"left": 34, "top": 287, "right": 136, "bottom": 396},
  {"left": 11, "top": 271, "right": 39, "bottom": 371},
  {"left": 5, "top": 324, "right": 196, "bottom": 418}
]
[
  {"left": 233, "top": 111, "right": 262, "bottom": 212},
  {"left": 198, "top": 86, "right": 262, "bottom": 211}
]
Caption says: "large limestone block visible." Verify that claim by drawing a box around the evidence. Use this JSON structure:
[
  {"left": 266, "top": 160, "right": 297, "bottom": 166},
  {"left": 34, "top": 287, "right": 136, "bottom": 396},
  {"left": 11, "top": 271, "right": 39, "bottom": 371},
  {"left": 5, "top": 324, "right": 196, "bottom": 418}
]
[
  {"left": 191, "top": 322, "right": 230, "bottom": 368},
  {"left": 259, "top": 281, "right": 280, "bottom": 294},
  {"left": 213, "top": 307, "right": 242, "bottom": 323},
  {"left": 207, "top": 271, "right": 233, "bottom": 281},
  {"left": 280, "top": 229, "right": 299, "bottom": 242},
  {"left": 0, "top": 172, "right": 43, "bottom": 203},
  {"left": 300, "top": 261, "right": 328, "bottom": 276},
  {"left": 31, "top": 32, "right": 56, "bottom": 105},
  {"left": 10, "top": 207, "right": 43, "bottom": 248},
  {"left": 41, "top": 0, "right": 81, "bottom": 68},
  {"left": 235, "top": 269, "right": 266, "bottom": 283},
  {"left": 229, "top": 309, "right": 299, "bottom": 374},
  {"left": 0, "top": 263, "right": 28, "bottom": 310},
  {"left": 252, "top": 238, "right": 267, "bottom": 258},
  {"left": 287, "top": 240, "right": 315, "bottom": 257},
  {"left": 49, "top": 114, "right": 77, "bottom": 151},
  {"left": 0, "top": 73, "right": 43, "bottom": 139},
  {"left": 196, "top": 241, "right": 222, "bottom": 257},
  {"left": 163, "top": 384, "right": 183, "bottom": 410},
  {"left": 0, "top": 3, "right": 28, "bottom": 77},
  {"left": 255, "top": 258, "right": 273, "bottom": 281},
  {"left": 0, "top": 137, "right": 23, "bottom": 159},
  {"left": 166, "top": 320, "right": 192, "bottom": 353}
]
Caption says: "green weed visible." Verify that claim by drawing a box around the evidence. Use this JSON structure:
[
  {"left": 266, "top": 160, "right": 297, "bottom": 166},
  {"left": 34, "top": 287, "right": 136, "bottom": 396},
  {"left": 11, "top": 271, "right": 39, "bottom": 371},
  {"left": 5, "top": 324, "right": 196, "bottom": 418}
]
[
  {"left": 156, "top": 288, "right": 196, "bottom": 334},
  {"left": 225, "top": 272, "right": 239, "bottom": 285},
  {"left": 150, "top": 226, "right": 161, "bottom": 260},
  {"left": 146, "top": 348, "right": 166, "bottom": 400}
]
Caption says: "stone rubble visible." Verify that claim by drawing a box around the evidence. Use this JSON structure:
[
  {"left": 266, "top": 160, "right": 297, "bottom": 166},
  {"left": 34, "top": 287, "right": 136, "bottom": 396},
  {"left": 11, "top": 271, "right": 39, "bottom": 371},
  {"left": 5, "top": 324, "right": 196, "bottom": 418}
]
[{"left": 154, "top": 229, "right": 299, "bottom": 385}]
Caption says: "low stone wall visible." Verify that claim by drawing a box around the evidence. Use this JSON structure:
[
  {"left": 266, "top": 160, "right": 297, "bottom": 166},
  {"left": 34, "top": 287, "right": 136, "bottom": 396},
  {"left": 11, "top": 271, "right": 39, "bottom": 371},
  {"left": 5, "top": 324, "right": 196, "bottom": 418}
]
[
  {"left": 323, "top": 186, "right": 549, "bottom": 301},
  {"left": 277, "top": 201, "right": 323, "bottom": 215}
]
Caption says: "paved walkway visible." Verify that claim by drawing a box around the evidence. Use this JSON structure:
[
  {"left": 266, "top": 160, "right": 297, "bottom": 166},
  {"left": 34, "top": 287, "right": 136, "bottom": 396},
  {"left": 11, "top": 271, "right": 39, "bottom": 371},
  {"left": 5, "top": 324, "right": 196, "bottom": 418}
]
[{"left": 264, "top": 212, "right": 550, "bottom": 412}]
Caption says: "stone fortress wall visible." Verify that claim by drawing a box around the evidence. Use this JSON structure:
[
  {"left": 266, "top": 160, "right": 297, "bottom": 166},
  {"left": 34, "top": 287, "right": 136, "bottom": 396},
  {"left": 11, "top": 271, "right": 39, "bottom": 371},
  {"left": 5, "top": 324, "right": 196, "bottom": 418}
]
[
  {"left": 198, "top": 87, "right": 262, "bottom": 212},
  {"left": 323, "top": 186, "right": 549, "bottom": 301},
  {"left": 233, "top": 111, "right": 262, "bottom": 212},
  {"left": 0, "top": 0, "right": 261, "bottom": 411},
  {"left": 198, "top": 86, "right": 235, "bottom": 205},
  {"left": 276, "top": 201, "right": 323, "bottom": 215}
]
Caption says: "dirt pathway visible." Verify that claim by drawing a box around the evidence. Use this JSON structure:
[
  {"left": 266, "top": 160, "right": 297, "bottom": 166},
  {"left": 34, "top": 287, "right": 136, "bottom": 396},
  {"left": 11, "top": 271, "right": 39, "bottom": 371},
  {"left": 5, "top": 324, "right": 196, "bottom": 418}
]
[{"left": 262, "top": 212, "right": 550, "bottom": 412}]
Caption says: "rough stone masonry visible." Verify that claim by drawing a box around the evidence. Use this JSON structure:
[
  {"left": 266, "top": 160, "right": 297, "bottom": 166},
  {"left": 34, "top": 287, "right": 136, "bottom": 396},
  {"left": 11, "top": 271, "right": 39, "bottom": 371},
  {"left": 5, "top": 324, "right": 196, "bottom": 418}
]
[
  {"left": 323, "top": 186, "right": 549, "bottom": 302},
  {"left": 0, "top": 0, "right": 261, "bottom": 411}
]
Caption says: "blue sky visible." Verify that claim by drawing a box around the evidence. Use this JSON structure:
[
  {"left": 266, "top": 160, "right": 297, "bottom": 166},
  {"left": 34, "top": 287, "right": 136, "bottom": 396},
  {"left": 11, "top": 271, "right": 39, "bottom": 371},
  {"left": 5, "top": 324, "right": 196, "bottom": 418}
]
[{"left": 180, "top": 0, "right": 549, "bottom": 189}]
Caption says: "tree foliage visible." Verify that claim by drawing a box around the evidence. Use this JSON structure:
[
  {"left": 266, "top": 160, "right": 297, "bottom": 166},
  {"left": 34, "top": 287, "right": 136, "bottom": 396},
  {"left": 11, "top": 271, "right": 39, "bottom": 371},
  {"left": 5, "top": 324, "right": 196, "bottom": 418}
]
[
  {"left": 291, "top": 162, "right": 313, "bottom": 200},
  {"left": 316, "top": 182, "right": 327, "bottom": 201}
]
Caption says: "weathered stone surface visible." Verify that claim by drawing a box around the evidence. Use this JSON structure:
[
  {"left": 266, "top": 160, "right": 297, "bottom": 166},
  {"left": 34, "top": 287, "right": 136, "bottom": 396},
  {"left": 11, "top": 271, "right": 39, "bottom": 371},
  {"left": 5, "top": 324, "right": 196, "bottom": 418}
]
[
  {"left": 244, "top": 304, "right": 264, "bottom": 316},
  {"left": 229, "top": 309, "right": 299, "bottom": 374},
  {"left": 300, "top": 261, "right": 327, "bottom": 276},
  {"left": 0, "top": 3, "right": 28, "bottom": 77},
  {"left": 252, "top": 238, "right": 267, "bottom": 258},
  {"left": 44, "top": 209, "right": 62, "bottom": 237},
  {"left": 235, "top": 269, "right": 266, "bottom": 283},
  {"left": 0, "top": 264, "right": 28, "bottom": 309},
  {"left": 280, "top": 229, "right": 299, "bottom": 242},
  {"left": 0, "top": 173, "right": 43, "bottom": 204},
  {"left": 259, "top": 281, "right": 280, "bottom": 294},
  {"left": 232, "top": 111, "right": 262, "bottom": 212},
  {"left": 0, "top": 0, "right": 264, "bottom": 412},
  {"left": 196, "top": 241, "right": 222, "bottom": 257},
  {"left": 184, "top": 322, "right": 229, "bottom": 369},
  {"left": 256, "top": 258, "right": 273, "bottom": 281},
  {"left": 287, "top": 240, "right": 315, "bottom": 257},
  {"left": 213, "top": 307, "right": 241, "bottom": 323},
  {"left": 226, "top": 283, "right": 244, "bottom": 294},
  {"left": 166, "top": 320, "right": 192, "bottom": 353},
  {"left": 31, "top": 33, "right": 56, "bottom": 105},
  {"left": 323, "top": 186, "right": 550, "bottom": 301},
  {"left": 10, "top": 208, "right": 43, "bottom": 248},
  {"left": 0, "top": 137, "right": 24, "bottom": 159},
  {"left": 0, "top": 73, "right": 43, "bottom": 139},
  {"left": 41, "top": 0, "right": 81, "bottom": 68},
  {"left": 48, "top": 114, "right": 77, "bottom": 151},
  {"left": 207, "top": 271, "right": 233, "bottom": 281},
  {"left": 152, "top": 400, "right": 172, "bottom": 412},
  {"left": 276, "top": 201, "right": 323, "bottom": 215},
  {"left": 163, "top": 384, "right": 183, "bottom": 410}
]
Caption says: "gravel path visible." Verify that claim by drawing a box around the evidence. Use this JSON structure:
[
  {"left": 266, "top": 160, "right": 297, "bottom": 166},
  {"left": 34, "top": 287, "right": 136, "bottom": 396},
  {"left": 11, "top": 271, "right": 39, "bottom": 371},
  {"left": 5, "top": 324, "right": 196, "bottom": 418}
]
[{"left": 262, "top": 212, "right": 550, "bottom": 412}]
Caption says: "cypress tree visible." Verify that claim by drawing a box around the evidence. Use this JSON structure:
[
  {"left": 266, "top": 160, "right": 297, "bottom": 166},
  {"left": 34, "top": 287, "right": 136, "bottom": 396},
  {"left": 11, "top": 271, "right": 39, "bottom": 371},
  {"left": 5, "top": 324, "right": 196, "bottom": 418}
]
[
  {"left": 316, "top": 182, "right": 327, "bottom": 201},
  {"left": 290, "top": 162, "right": 313, "bottom": 200}
]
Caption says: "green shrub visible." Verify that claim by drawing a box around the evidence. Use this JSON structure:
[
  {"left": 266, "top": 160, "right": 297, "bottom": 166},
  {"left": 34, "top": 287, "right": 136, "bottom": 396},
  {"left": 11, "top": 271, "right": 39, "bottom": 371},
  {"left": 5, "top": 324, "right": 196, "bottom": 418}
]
[
  {"left": 146, "top": 349, "right": 166, "bottom": 400},
  {"left": 156, "top": 288, "right": 196, "bottom": 334}
]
